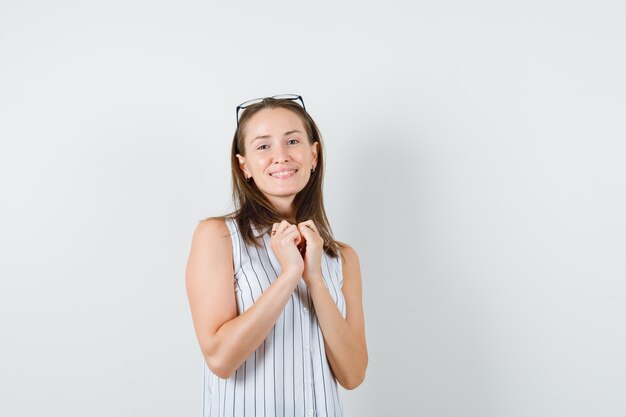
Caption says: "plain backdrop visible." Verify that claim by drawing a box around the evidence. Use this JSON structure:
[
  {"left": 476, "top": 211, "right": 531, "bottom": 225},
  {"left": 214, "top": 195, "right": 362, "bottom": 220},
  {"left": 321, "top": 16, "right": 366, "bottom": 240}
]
[{"left": 1, "top": 0, "right": 625, "bottom": 416}]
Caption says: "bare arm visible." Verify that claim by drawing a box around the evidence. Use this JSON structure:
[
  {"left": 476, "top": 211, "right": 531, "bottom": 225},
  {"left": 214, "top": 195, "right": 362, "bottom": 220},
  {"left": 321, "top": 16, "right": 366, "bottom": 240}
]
[
  {"left": 185, "top": 219, "right": 302, "bottom": 378},
  {"left": 307, "top": 243, "right": 368, "bottom": 390}
]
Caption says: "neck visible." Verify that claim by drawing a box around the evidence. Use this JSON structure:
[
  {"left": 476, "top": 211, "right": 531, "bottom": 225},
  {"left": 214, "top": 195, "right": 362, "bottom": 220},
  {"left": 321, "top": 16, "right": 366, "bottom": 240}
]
[{"left": 269, "top": 196, "right": 296, "bottom": 222}]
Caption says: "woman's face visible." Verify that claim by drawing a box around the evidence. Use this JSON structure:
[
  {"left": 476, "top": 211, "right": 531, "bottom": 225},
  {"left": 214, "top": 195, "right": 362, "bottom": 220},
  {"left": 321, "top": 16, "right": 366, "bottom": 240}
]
[{"left": 236, "top": 107, "right": 318, "bottom": 210}]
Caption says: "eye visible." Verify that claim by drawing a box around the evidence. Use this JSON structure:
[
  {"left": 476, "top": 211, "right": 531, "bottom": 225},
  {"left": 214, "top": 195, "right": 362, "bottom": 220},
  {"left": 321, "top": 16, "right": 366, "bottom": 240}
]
[
  {"left": 257, "top": 144, "right": 269, "bottom": 150},
  {"left": 287, "top": 138, "right": 300, "bottom": 145}
]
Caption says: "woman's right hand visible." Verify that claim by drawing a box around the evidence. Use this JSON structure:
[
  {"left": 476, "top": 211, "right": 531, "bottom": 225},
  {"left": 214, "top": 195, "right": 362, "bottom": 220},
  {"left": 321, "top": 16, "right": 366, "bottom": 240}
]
[{"left": 270, "top": 220, "right": 304, "bottom": 279}]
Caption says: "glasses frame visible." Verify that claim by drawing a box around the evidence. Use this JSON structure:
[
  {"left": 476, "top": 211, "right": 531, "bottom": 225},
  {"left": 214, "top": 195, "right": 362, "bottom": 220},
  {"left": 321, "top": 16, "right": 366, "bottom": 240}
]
[{"left": 236, "top": 94, "right": 306, "bottom": 126}]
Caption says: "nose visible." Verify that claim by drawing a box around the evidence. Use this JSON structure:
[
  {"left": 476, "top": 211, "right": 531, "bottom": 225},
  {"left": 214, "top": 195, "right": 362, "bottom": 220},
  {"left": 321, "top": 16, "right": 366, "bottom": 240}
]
[{"left": 272, "top": 143, "right": 289, "bottom": 163}]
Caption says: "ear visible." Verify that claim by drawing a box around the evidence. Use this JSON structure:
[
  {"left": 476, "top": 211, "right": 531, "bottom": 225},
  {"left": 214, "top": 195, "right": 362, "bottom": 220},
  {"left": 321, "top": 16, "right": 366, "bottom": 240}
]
[
  {"left": 311, "top": 142, "right": 319, "bottom": 170},
  {"left": 235, "top": 154, "right": 251, "bottom": 179}
]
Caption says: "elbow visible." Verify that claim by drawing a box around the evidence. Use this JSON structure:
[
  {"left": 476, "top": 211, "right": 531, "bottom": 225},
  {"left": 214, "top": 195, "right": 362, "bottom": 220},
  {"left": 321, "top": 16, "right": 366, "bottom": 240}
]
[
  {"left": 339, "top": 360, "right": 367, "bottom": 390},
  {"left": 340, "top": 370, "right": 366, "bottom": 390},
  {"left": 204, "top": 353, "right": 236, "bottom": 379},
  {"left": 202, "top": 340, "right": 236, "bottom": 379}
]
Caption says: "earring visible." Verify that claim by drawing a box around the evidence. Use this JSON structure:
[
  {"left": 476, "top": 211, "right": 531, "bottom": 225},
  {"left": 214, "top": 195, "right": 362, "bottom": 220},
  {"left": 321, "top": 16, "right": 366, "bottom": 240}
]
[{"left": 311, "top": 166, "right": 315, "bottom": 173}]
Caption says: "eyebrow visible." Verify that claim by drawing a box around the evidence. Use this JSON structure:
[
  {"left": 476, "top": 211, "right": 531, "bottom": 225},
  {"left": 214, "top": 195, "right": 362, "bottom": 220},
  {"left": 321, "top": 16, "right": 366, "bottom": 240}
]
[{"left": 251, "top": 130, "right": 303, "bottom": 143}]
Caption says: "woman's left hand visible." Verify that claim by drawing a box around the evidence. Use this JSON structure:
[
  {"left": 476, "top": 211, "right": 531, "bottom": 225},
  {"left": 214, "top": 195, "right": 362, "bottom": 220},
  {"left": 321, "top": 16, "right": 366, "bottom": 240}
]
[{"left": 297, "top": 220, "right": 325, "bottom": 288}]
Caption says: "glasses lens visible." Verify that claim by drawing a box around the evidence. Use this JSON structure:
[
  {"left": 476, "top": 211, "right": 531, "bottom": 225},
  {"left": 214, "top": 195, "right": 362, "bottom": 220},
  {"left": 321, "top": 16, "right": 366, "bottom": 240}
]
[
  {"left": 236, "top": 94, "right": 305, "bottom": 125},
  {"left": 238, "top": 97, "right": 264, "bottom": 109},
  {"left": 271, "top": 94, "right": 300, "bottom": 100}
]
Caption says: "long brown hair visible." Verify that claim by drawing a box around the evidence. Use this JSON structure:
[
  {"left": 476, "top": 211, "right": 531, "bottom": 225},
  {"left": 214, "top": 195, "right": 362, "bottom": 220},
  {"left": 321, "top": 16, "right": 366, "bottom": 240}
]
[{"left": 225, "top": 97, "right": 340, "bottom": 258}]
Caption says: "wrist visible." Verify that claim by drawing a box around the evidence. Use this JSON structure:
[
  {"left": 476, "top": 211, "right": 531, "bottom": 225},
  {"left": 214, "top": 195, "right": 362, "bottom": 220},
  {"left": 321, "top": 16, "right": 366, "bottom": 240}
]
[
  {"left": 307, "top": 275, "right": 327, "bottom": 291},
  {"left": 281, "top": 268, "right": 303, "bottom": 281}
]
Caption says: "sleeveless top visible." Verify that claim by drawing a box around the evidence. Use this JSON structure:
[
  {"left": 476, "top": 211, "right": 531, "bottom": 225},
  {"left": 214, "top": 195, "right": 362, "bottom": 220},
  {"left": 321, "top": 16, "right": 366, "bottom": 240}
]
[{"left": 201, "top": 217, "right": 347, "bottom": 417}]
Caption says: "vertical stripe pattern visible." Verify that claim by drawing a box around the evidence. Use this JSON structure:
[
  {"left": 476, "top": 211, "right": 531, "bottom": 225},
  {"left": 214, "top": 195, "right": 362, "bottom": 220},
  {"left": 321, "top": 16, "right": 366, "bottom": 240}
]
[{"left": 201, "top": 218, "right": 346, "bottom": 417}]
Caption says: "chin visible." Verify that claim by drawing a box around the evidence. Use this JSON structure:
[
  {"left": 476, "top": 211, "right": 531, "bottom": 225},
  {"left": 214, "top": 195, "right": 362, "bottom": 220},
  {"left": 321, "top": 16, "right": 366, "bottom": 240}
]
[{"left": 263, "top": 185, "right": 306, "bottom": 198}]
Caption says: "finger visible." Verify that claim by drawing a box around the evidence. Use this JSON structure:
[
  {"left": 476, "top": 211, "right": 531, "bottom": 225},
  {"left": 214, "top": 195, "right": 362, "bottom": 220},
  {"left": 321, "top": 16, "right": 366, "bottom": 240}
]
[
  {"left": 299, "top": 223, "right": 324, "bottom": 249},
  {"left": 298, "top": 220, "right": 319, "bottom": 235},
  {"left": 284, "top": 227, "right": 301, "bottom": 245},
  {"left": 274, "top": 220, "right": 292, "bottom": 236},
  {"left": 298, "top": 224, "right": 318, "bottom": 245},
  {"left": 300, "top": 219, "right": 317, "bottom": 230},
  {"left": 271, "top": 223, "right": 280, "bottom": 236},
  {"left": 280, "top": 224, "right": 298, "bottom": 237}
]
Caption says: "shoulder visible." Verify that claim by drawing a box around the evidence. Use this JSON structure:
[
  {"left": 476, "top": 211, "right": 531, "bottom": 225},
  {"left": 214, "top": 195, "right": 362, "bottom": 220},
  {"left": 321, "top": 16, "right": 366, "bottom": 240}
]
[
  {"left": 186, "top": 217, "right": 234, "bottom": 283},
  {"left": 191, "top": 217, "right": 232, "bottom": 249},
  {"left": 335, "top": 241, "right": 364, "bottom": 305},
  {"left": 336, "top": 241, "right": 360, "bottom": 269},
  {"left": 195, "top": 216, "right": 229, "bottom": 233}
]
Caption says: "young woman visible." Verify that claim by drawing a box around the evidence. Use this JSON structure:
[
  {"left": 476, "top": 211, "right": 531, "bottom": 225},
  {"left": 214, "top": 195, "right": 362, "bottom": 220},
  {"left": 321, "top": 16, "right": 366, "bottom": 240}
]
[{"left": 185, "top": 94, "right": 367, "bottom": 417}]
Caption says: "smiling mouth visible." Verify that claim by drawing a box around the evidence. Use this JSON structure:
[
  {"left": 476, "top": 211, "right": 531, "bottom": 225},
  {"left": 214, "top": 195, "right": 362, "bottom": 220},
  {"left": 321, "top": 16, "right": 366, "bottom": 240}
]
[{"left": 270, "top": 169, "right": 297, "bottom": 178}]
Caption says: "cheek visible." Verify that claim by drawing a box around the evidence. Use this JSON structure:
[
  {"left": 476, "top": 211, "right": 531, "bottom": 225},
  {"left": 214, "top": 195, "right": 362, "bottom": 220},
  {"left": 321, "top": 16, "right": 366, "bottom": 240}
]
[
  {"left": 250, "top": 156, "right": 271, "bottom": 171},
  {"left": 299, "top": 151, "right": 313, "bottom": 165}
]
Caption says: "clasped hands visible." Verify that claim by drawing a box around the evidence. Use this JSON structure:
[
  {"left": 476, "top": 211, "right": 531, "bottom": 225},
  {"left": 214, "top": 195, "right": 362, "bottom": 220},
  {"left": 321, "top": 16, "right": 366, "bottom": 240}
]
[{"left": 269, "top": 220, "right": 324, "bottom": 288}]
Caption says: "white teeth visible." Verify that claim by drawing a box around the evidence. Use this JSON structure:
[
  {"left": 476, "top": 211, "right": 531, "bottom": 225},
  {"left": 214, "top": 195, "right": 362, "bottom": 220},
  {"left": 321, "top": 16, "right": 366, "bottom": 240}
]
[{"left": 270, "top": 170, "right": 296, "bottom": 178}]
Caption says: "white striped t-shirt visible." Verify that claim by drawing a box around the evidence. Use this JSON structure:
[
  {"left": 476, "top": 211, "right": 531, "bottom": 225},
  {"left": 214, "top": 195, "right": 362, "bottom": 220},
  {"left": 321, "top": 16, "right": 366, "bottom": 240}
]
[{"left": 201, "top": 217, "right": 347, "bottom": 417}]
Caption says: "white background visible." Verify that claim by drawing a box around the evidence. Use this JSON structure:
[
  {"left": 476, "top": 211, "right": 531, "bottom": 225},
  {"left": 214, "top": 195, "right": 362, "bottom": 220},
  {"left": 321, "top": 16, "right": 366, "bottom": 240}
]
[{"left": 1, "top": 1, "right": 625, "bottom": 416}]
